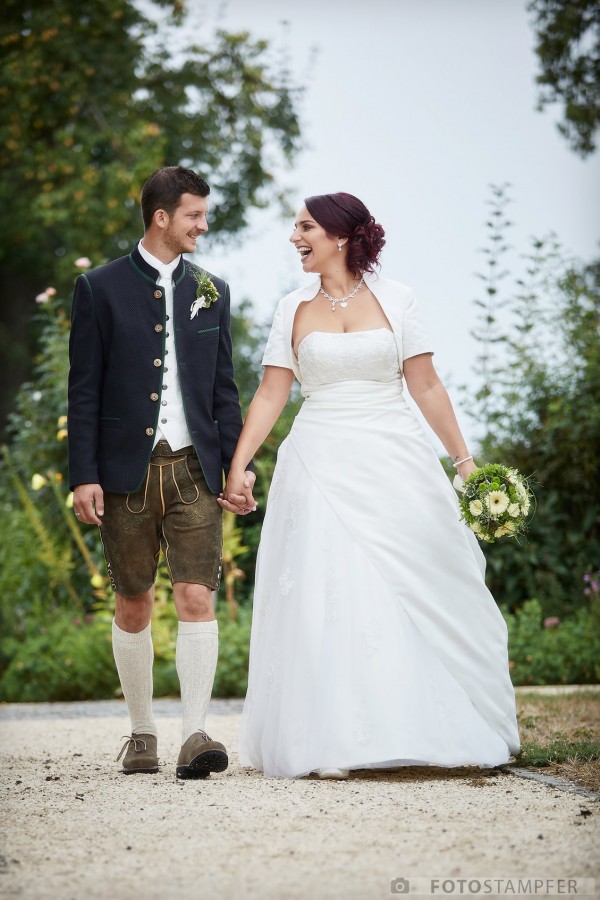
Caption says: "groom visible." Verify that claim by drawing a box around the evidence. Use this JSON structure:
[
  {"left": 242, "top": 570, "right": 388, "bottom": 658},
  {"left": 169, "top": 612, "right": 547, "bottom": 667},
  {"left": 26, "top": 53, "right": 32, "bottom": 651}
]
[{"left": 68, "top": 166, "right": 255, "bottom": 778}]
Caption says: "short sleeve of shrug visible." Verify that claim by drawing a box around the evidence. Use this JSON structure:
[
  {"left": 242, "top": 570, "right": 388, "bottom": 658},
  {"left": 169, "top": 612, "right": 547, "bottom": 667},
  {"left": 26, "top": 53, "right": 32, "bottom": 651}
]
[
  {"left": 402, "top": 290, "right": 434, "bottom": 360},
  {"left": 261, "top": 299, "right": 293, "bottom": 369}
]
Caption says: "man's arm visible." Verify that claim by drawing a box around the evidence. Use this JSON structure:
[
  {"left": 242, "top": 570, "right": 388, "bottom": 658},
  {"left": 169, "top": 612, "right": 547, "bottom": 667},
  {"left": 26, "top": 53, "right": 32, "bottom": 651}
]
[
  {"left": 212, "top": 283, "right": 253, "bottom": 476},
  {"left": 67, "top": 275, "right": 105, "bottom": 520}
]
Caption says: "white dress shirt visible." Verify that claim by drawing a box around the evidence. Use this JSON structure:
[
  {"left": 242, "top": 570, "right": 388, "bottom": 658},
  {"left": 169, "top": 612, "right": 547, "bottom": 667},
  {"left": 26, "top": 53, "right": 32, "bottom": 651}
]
[{"left": 138, "top": 240, "right": 193, "bottom": 452}]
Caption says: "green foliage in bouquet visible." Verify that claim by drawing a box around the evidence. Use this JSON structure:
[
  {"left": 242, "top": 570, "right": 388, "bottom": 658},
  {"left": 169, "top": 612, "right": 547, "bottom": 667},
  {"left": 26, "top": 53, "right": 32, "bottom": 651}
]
[{"left": 457, "top": 463, "right": 534, "bottom": 543}]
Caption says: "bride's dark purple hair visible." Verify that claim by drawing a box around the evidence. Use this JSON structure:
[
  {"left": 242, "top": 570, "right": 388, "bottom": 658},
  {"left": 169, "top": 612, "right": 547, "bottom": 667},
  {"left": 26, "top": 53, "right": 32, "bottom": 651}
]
[{"left": 304, "top": 192, "right": 386, "bottom": 276}]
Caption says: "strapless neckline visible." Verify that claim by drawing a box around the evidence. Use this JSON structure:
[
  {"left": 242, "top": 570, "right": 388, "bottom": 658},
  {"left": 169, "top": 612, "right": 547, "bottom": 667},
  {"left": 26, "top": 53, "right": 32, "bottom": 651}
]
[{"left": 295, "top": 327, "right": 393, "bottom": 358}]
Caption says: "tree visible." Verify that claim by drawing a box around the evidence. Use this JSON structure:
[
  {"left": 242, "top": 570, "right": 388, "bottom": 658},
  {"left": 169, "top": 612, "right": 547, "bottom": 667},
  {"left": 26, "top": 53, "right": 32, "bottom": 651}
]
[
  {"left": 528, "top": 0, "right": 600, "bottom": 156},
  {"left": 0, "top": 0, "right": 301, "bottom": 425},
  {"left": 468, "top": 185, "right": 600, "bottom": 616}
]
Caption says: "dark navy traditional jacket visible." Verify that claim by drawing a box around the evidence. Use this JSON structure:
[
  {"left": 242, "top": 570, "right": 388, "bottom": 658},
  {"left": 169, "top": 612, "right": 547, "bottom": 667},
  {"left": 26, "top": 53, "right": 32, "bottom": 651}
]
[{"left": 68, "top": 242, "right": 247, "bottom": 494}]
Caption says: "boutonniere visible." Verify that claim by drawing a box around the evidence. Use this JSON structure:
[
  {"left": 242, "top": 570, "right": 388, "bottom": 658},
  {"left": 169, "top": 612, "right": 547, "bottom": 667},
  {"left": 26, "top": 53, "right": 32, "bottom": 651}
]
[{"left": 190, "top": 268, "right": 219, "bottom": 319}]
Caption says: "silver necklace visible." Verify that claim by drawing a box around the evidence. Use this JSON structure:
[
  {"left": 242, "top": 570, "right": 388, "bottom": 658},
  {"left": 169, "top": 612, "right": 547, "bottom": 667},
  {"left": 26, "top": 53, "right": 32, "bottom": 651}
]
[{"left": 319, "top": 275, "right": 364, "bottom": 311}]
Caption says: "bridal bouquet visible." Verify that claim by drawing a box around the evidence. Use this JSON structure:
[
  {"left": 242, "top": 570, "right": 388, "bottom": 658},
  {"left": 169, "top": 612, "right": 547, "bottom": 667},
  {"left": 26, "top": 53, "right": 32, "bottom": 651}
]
[{"left": 453, "top": 463, "right": 534, "bottom": 543}]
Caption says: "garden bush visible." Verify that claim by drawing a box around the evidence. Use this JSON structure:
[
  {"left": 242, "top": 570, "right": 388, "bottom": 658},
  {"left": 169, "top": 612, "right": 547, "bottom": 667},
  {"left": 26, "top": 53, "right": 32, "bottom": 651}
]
[
  {"left": 0, "top": 601, "right": 252, "bottom": 703},
  {"left": 502, "top": 595, "right": 600, "bottom": 686},
  {"left": 0, "top": 608, "right": 118, "bottom": 702}
]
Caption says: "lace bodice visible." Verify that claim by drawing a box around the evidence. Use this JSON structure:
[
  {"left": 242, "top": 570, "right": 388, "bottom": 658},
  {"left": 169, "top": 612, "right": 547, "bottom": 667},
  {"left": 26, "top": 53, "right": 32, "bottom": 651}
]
[{"left": 296, "top": 328, "right": 400, "bottom": 387}]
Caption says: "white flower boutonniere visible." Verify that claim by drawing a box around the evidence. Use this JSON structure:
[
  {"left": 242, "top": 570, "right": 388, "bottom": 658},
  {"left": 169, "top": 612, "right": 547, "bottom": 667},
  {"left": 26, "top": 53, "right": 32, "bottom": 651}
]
[{"left": 190, "top": 269, "right": 219, "bottom": 319}]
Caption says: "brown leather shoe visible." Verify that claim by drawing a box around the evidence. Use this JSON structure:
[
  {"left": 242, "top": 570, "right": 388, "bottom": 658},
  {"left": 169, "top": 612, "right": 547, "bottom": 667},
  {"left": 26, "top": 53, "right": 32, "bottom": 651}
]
[
  {"left": 176, "top": 730, "right": 228, "bottom": 779},
  {"left": 116, "top": 733, "right": 159, "bottom": 774}
]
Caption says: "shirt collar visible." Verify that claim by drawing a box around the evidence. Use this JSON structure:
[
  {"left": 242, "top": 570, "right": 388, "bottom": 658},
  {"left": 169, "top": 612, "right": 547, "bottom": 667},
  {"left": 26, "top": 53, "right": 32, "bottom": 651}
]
[{"left": 138, "top": 239, "right": 180, "bottom": 279}]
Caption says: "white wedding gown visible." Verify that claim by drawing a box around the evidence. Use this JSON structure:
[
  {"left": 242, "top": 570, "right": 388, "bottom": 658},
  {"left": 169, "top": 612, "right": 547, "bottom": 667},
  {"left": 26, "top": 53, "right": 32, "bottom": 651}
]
[{"left": 238, "top": 328, "right": 520, "bottom": 778}]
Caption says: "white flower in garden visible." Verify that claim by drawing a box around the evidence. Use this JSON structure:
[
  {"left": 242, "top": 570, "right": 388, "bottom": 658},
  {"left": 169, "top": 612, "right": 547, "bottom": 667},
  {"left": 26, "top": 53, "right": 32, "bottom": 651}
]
[
  {"left": 35, "top": 292, "right": 49, "bottom": 304},
  {"left": 508, "top": 503, "right": 521, "bottom": 517},
  {"left": 31, "top": 474, "right": 47, "bottom": 490},
  {"left": 32, "top": 391, "right": 42, "bottom": 402},
  {"left": 486, "top": 490, "right": 509, "bottom": 516},
  {"left": 75, "top": 257, "right": 92, "bottom": 269},
  {"left": 469, "top": 499, "right": 484, "bottom": 516},
  {"left": 46, "top": 287, "right": 57, "bottom": 296}
]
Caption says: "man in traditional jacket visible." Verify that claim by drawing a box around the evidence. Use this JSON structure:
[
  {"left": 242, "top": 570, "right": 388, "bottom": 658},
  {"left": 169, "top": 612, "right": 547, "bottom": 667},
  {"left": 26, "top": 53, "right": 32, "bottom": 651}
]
[{"left": 68, "top": 166, "right": 255, "bottom": 778}]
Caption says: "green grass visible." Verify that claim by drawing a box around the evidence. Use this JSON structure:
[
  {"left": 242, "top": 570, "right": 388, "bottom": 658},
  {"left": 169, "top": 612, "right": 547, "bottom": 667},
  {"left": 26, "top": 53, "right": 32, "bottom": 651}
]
[{"left": 515, "top": 738, "right": 600, "bottom": 768}]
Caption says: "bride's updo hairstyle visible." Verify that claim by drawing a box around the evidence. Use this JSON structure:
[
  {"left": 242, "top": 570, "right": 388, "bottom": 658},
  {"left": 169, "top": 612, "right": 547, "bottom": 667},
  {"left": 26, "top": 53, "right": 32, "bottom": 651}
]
[{"left": 304, "top": 192, "right": 386, "bottom": 276}]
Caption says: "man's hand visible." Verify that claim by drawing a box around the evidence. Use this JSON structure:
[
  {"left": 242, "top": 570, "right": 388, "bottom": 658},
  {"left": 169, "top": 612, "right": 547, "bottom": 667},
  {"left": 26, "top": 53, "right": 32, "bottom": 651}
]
[
  {"left": 73, "top": 483, "right": 104, "bottom": 525},
  {"left": 217, "top": 470, "right": 257, "bottom": 516}
]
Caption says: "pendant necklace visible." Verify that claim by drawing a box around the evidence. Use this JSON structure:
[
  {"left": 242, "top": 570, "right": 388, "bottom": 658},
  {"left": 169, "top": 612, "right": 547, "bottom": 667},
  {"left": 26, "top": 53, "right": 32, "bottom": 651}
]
[{"left": 319, "top": 275, "right": 364, "bottom": 312}]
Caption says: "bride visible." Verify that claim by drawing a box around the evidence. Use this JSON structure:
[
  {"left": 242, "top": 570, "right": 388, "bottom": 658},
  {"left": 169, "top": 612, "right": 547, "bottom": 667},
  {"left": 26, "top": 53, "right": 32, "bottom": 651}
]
[{"left": 219, "top": 192, "right": 520, "bottom": 779}]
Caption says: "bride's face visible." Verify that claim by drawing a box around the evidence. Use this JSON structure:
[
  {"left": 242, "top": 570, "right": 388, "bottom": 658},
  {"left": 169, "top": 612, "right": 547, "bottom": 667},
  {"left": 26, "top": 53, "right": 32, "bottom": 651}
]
[{"left": 289, "top": 206, "right": 339, "bottom": 274}]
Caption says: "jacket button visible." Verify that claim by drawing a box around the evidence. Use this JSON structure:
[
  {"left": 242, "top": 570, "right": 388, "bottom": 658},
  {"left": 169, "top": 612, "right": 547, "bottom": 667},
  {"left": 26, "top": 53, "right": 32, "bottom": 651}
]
[
  {"left": 153, "top": 359, "right": 161, "bottom": 367},
  {"left": 154, "top": 324, "right": 163, "bottom": 333},
  {"left": 150, "top": 393, "right": 159, "bottom": 401},
  {"left": 153, "top": 290, "right": 162, "bottom": 299},
  {"left": 146, "top": 427, "right": 154, "bottom": 436}
]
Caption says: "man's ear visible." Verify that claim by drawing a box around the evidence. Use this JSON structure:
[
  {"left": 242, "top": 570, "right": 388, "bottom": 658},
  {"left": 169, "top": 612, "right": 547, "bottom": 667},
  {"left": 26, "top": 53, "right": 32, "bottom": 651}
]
[{"left": 153, "top": 208, "right": 169, "bottom": 230}]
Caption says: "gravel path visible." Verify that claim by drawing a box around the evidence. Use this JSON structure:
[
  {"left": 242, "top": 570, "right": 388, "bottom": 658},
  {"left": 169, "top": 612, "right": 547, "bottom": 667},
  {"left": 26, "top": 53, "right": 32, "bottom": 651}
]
[{"left": 0, "top": 698, "right": 598, "bottom": 900}]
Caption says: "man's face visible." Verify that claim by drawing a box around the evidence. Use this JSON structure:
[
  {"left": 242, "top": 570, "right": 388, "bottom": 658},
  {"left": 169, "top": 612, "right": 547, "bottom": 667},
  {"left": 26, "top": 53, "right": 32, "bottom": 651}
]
[{"left": 162, "top": 192, "right": 209, "bottom": 255}]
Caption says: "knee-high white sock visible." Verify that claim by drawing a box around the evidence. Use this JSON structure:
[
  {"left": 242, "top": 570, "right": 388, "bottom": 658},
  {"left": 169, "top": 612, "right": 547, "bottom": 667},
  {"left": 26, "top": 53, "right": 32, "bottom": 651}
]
[
  {"left": 112, "top": 619, "right": 157, "bottom": 737},
  {"left": 176, "top": 620, "right": 219, "bottom": 744}
]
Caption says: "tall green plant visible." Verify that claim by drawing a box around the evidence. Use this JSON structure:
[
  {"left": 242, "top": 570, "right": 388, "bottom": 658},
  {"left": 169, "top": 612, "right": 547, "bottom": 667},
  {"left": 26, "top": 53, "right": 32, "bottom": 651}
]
[{"left": 468, "top": 186, "right": 600, "bottom": 616}]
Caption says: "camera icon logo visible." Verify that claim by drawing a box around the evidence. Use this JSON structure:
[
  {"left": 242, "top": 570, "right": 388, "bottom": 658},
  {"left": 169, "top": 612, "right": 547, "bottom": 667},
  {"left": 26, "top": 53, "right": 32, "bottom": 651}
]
[{"left": 391, "top": 877, "right": 410, "bottom": 894}]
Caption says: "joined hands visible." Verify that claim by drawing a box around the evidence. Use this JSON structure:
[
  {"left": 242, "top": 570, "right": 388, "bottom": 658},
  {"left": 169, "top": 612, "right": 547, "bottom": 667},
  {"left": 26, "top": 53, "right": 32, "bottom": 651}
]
[{"left": 218, "top": 469, "right": 257, "bottom": 516}]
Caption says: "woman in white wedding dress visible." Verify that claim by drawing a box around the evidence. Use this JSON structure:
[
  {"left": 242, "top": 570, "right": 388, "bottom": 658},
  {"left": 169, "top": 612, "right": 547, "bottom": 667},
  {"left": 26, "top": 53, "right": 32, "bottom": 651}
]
[{"left": 219, "top": 192, "right": 520, "bottom": 779}]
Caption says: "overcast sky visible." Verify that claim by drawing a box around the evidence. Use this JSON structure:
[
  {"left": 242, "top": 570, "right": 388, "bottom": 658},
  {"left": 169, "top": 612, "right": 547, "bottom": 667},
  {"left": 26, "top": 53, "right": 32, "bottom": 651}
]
[{"left": 182, "top": 0, "right": 599, "bottom": 447}]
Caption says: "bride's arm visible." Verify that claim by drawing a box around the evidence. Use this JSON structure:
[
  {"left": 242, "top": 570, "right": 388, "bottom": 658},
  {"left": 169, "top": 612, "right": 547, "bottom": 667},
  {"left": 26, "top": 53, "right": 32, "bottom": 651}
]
[
  {"left": 218, "top": 365, "right": 296, "bottom": 507},
  {"left": 403, "top": 354, "right": 478, "bottom": 480}
]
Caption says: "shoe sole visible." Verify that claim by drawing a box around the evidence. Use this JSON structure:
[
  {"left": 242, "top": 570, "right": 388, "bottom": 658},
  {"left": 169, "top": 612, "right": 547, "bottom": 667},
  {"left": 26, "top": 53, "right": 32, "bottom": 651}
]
[
  {"left": 122, "top": 765, "right": 159, "bottom": 774},
  {"left": 176, "top": 749, "right": 229, "bottom": 780}
]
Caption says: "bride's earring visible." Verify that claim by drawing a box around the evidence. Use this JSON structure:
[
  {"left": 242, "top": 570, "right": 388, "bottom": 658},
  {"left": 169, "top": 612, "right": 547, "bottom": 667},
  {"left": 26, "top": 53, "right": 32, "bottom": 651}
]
[{"left": 337, "top": 241, "right": 343, "bottom": 252}]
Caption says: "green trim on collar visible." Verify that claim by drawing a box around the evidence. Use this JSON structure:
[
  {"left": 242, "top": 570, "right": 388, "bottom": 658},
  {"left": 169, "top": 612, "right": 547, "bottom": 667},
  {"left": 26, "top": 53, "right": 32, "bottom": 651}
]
[{"left": 129, "top": 254, "right": 158, "bottom": 284}]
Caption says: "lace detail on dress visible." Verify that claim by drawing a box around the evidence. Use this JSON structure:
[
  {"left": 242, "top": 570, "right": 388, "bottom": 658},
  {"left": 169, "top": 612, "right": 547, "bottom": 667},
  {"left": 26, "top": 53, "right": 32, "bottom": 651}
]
[
  {"left": 279, "top": 567, "right": 293, "bottom": 597},
  {"left": 283, "top": 490, "right": 301, "bottom": 554},
  {"left": 324, "top": 569, "right": 337, "bottom": 622},
  {"left": 266, "top": 649, "right": 280, "bottom": 698},
  {"left": 297, "top": 328, "right": 399, "bottom": 388},
  {"left": 257, "top": 583, "right": 271, "bottom": 630},
  {"left": 362, "top": 610, "right": 383, "bottom": 655},
  {"left": 354, "top": 702, "right": 373, "bottom": 744},
  {"left": 267, "top": 439, "right": 290, "bottom": 506}
]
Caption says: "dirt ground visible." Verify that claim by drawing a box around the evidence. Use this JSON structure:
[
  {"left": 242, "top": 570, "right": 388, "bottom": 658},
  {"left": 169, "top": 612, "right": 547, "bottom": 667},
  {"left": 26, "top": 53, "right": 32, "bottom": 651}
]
[{"left": 0, "top": 696, "right": 598, "bottom": 900}]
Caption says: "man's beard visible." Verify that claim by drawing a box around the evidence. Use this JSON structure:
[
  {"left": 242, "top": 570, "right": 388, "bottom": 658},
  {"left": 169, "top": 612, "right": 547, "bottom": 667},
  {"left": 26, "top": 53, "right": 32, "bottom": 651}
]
[{"left": 163, "top": 224, "right": 191, "bottom": 256}]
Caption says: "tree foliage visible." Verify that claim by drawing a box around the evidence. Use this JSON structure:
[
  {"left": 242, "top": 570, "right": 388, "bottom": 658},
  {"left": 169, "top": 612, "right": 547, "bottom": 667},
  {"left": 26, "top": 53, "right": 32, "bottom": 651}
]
[
  {"left": 468, "top": 185, "right": 600, "bottom": 616},
  {"left": 0, "top": 0, "right": 301, "bottom": 276},
  {"left": 0, "top": 0, "right": 302, "bottom": 425},
  {"left": 528, "top": 0, "right": 600, "bottom": 156}
]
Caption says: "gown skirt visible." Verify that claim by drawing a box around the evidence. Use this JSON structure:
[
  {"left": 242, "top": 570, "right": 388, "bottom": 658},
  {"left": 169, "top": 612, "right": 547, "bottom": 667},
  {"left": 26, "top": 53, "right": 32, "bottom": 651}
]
[{"left": 238, "top": 330, "right": 520, "bottom": 778}]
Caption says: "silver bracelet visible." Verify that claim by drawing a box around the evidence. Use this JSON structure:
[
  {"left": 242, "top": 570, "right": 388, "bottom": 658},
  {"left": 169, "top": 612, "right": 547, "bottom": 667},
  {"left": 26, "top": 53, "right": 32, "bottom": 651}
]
[{"left": 453, "top": 455, "right": 473, "bottom": 469}]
